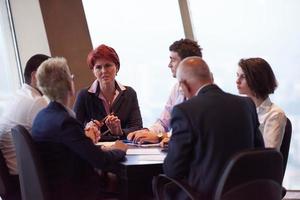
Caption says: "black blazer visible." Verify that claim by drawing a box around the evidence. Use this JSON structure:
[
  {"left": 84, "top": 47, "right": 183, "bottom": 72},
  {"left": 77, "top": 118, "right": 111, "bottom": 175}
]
[
  {"left": 73, "top": 83, "right": 142, "bottom": 138},
  {"left": 163, "top": 84, "right": 264, "bottom": 200},
  {"left": 32, "top": 101, "right": 125, "bottom": 200}
]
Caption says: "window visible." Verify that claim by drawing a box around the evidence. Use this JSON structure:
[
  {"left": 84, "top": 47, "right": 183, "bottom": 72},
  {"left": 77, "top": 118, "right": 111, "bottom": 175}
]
[
  {"left": 82, "top": 0, "right": 184, "bottom": 126},
  {"left": 0, "top": 0, "right": 22, "bottom": 116},
  {"left": 189, "top": 0, "right": 300, "bottom": 189}
]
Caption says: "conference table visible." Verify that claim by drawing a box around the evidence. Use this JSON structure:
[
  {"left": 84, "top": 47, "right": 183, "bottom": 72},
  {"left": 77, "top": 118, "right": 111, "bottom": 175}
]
[{"left": 100, "top": 142, "right": 167, "bottom": 200}]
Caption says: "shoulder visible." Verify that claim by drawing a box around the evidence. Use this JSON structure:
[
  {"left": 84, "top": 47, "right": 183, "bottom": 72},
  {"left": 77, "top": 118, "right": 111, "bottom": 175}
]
[
  {"left": 75, "top": 88, "right": 94, "bottom": 102},
  {"left": 266, "top": 103, "right": 286, "bottom": 121},
  {"left": 77, "top": 87, "right": 90, "bottom": 96},
  {"left": 123, "top": 86, "right": 138, "bottom": 96}
]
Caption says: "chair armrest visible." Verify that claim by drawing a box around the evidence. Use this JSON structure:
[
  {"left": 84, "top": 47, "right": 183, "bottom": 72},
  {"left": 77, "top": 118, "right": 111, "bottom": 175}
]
[{"left": 153, "top": 174, "right": 198, "bottom": 200}]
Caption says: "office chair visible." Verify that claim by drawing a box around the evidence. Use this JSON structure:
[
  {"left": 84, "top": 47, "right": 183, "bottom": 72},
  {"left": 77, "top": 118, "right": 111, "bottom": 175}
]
[
  {"left": 280, "top": 117, "right": 292, "bottom": 179},
  {"left": 153, "top": 148, "right": 283, "bottom": 200},
  {"left": 11, "top": 125, "right": 50, "bottom": 200},
  {"left": 0, "top": 150, "right": 21, "bottom": 200}
]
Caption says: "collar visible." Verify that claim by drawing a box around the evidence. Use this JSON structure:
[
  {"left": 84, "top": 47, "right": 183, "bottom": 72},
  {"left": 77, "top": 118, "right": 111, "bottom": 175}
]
[
  {"left": 22, "top": 83, "right": 43, "bottom": 98},
  {"left": 51, "top": 101, "right": 76, "bottom": 118},
  {"left": 88, "top": 80, "right": 126, "bottom": 95},
  {"left": 257, "top": 97, "right": 272, "bottom": 114},
  {"left": 196, "top": 83, "right": 219, "bottom": 96}
]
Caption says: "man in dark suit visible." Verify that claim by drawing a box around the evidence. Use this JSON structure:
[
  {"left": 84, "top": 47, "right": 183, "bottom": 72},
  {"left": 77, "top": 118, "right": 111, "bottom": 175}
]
[
  {"left": 163, "top": 56, "right": 264, "bottom": 200},
  {"left": 32, "top": 57, "right": 127, "bottom": 200}
]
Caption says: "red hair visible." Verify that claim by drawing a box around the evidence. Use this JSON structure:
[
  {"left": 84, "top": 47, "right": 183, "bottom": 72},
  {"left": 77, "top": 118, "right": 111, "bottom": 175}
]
[{"left": 87, "top": 44, "right": 120, "bottom": 70}]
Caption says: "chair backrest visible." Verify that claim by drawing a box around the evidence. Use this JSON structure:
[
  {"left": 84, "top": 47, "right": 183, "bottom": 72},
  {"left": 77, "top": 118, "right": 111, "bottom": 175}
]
[
  {"left": 0, "top": 149, "right": 21, "bottom": 200},
  {"left": 280, "top": 117, "right": 292, "bottom": 178},
  {"left": 0, "top": 150, "right": 12, "bottom": 197},
  {"left": 11, "top": 125, "right": 49, "bottom": 200},
  {"left": 221, "top": 179, "right": 282, "bottom": 200},
  {"left": 214, "top": 148, "right": 283, "bottom": 200}
]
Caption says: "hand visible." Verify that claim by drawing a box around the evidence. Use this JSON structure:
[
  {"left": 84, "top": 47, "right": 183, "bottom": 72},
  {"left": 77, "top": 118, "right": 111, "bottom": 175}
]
[
  {"left": 127, "top": 129, "right": 160, "bottom": 144},
  {"left": 127, "top": 129, "right": 148, "bottom": 140},
  {"left": 84, "top": 122, "right": 101, "bottom": 144},
  {"left": 160, "top": 137, "right": 170, "bottom": 148},
  {"left": 105, "top": 115, "right": 122, "bottom": 136},
  {"left": 111, "top": 140, "right": 128, "bottom": 152}
]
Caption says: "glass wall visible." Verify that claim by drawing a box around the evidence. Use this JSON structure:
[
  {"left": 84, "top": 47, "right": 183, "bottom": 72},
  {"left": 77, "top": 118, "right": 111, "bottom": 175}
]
[
  {"left": 83, "top": 0, "right": 299, "bottom": 189},
  {"left": 82, "top": 0, "right": 184, "bottom": 127},
  {"left": 189, "top": 0, "right": 300, "bottom": 189},
  {"left": 0, "top": 1, "right": 21, "bottom": 116}
]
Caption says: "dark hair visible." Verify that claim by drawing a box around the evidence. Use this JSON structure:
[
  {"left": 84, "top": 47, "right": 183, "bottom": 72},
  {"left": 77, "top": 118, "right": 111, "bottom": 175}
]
[
  {"left": 238, "top": 58, "right": 278, "bottom": 99},
  {"left": 87, "top": 44, "right": 120, "bottom": 70},
  {"left": 169, "top": 38, "right": 202, "bottom": 59},
  {"left": 24, "top": 54, "right": 50, "bottom": 84}
]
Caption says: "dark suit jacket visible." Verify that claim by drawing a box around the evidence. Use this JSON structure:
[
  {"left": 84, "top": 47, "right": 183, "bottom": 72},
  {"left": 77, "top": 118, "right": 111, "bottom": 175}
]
[
  {"left": 32, "top": 101, "right": 125, "bottom": 200},
  {"left": 163, "top": 84, "right": 264, "bottom": 200},
  {"left": 73, "top": 82, "right": 142, "bottom": 138}
]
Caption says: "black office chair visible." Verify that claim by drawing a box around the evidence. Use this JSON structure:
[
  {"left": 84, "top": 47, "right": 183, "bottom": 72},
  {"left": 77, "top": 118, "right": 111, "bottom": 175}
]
[
  {"left": 11, "top": 125, "right": 50, "bottom": 200},
  {"left": 280, "top": 117, "right": 292, "bottom": 179},
  {"left": 0, "top": 150, "right": 21, "bottom": 200},
  {"left": 153, "top": 148, "right": 283, "bottom": 200}
]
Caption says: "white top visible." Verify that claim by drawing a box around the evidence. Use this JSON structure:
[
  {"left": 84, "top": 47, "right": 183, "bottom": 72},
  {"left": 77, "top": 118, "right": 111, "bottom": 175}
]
[
  {"left": 0, "top": 84, "right": 48, "bottom": 175},
  {"left": 149, "top": 82, "right": 185, "bottom": 133},
  {"left": 257, "top": 97, "right": 287, "bottom": 150}
]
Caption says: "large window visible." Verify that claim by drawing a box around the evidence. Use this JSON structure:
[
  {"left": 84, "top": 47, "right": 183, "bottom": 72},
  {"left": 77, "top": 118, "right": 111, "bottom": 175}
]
[
  {"left": 83, "top": 0, "right": 299, "bottom": 189},
  {"left": 189, "top": 0, "right": 300, "bottom": 189},
  {"left": 82, "top": 0, "right": 184, "bottom": 127},
  {"left": 0, "top": 1, "right": 21, "bottom": 116}
]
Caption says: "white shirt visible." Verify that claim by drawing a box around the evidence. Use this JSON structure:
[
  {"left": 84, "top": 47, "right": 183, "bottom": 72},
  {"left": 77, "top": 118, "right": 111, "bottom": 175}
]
[
  {"left": 257, "top": 97, "right": 287, "bottom": 150},
  {"left": 149, "top": 82, "right": 185, "bottom": 133},
  {"left": 0, "top": 84, "right": 48, "bottom": 175}
]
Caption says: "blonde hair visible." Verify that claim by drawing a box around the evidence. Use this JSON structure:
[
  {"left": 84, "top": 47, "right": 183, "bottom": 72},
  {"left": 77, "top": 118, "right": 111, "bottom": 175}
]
[{"left": 36, "top": 57, "right": 72, "bottom": 101}]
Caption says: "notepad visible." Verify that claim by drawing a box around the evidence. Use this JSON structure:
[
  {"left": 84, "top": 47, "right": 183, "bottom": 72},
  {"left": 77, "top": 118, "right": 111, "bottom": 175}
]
[
  {"left": 127, "top": 148, "right": 161, "bottom": 155},
  {"left": 96, "top": 141, "right": 115, "bottom": 147}
]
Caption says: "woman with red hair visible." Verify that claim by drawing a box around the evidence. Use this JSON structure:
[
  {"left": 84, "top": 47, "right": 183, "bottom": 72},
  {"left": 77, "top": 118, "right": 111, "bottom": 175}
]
[{"left": 74, "top": 44, "right": 142, "bottom": 140}]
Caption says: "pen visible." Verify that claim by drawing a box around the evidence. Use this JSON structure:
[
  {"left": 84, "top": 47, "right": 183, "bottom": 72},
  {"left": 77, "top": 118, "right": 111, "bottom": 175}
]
[
  {"left": 101, "top": 129, "right": 110, "bottom": 136},
  {"left": 99, "top": 112, "right": 115, "bottom": 123},
  {"left": 91, "top": 112, "right": 115, "bottom": 128}
]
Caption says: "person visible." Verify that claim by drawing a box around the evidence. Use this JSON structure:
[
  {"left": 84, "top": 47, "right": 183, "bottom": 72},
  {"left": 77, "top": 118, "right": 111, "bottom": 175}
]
[
  {"left": 236, "top": 57, "right": 287, "bottom": 150},
  {"left": 127, "top": 38, "right": 202, "bottom": 144},
  {"left": 163, "top": 57, "right": 264, "bottom": 200},
  {"left": 74, "top": 44, "right": 142, "bottom": 140},
  {"left": 32, "top": 57, "right": 128, "bottom": 200},
  {"left": 0, "top": 54, "right": 50, "bottom": 177}
]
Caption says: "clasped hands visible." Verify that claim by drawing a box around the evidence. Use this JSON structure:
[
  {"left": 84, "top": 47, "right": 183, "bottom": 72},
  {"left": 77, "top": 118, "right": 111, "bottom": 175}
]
[{"left": 85, "top": 113, "right": 123, "bottom": 144}]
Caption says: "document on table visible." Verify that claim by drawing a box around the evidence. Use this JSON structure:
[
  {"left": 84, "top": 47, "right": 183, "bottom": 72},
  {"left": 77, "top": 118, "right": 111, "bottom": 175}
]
[
  {"left": 96, "top": 141, "right": 115, "bottom": 147},
  {"left": 127, "top": 148, "right": 161, "bottom": 155}
]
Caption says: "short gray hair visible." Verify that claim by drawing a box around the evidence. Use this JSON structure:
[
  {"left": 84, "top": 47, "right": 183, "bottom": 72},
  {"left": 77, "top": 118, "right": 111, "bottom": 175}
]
[{"left": 36, "top": 57, "right": 72, "bottom": 101}]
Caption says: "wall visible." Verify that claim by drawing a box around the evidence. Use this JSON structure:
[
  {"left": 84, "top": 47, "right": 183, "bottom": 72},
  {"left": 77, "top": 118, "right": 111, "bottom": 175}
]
[{"left": 10, "top": 0, "right": 93, "bottom": 104}]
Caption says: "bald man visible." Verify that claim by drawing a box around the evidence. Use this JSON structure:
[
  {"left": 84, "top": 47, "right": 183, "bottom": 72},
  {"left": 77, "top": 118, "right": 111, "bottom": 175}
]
[{"left": 163, "top": 57, "right": 264, "bottom": 200}]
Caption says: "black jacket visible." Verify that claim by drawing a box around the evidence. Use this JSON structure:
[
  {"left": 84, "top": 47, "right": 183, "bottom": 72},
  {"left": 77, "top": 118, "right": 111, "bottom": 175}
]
[{"left": 163, "top": 84, "right": 264, "bottom": 200}]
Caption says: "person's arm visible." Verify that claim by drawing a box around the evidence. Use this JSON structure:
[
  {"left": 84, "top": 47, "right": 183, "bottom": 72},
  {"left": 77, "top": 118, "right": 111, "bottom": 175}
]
[
  {"left": 121, "top": 88, "right": 143, "bottom": 135},
  {"left": 263, "top": 111, "right": 287, "bottom": 150},
  {"left": 60, "top": 117, "right": 126, "bottom": 169},
  {"left": 163, "top": 105, "right": 193, "bottom": 179},
  {"left": 149, "top": 83, "right": 184, "bottom": 134}
]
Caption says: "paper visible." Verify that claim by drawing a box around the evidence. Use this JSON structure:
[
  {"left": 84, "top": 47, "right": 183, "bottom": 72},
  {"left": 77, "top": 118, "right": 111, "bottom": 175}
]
[
  {"left": 127, "top": 148, "right": 161, "bottom": 155},
  {"left": 127, "top": 143, "right": 160, "bottom": 148},
  {"left": 96, "top": 141, "right": 115, "bottom": 147}
]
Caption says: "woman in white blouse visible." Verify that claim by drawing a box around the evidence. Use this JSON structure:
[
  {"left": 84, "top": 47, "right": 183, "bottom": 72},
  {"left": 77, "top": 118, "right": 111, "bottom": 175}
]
[{"left": 236, "top": 57, "right": 286, "bottom": 150}]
